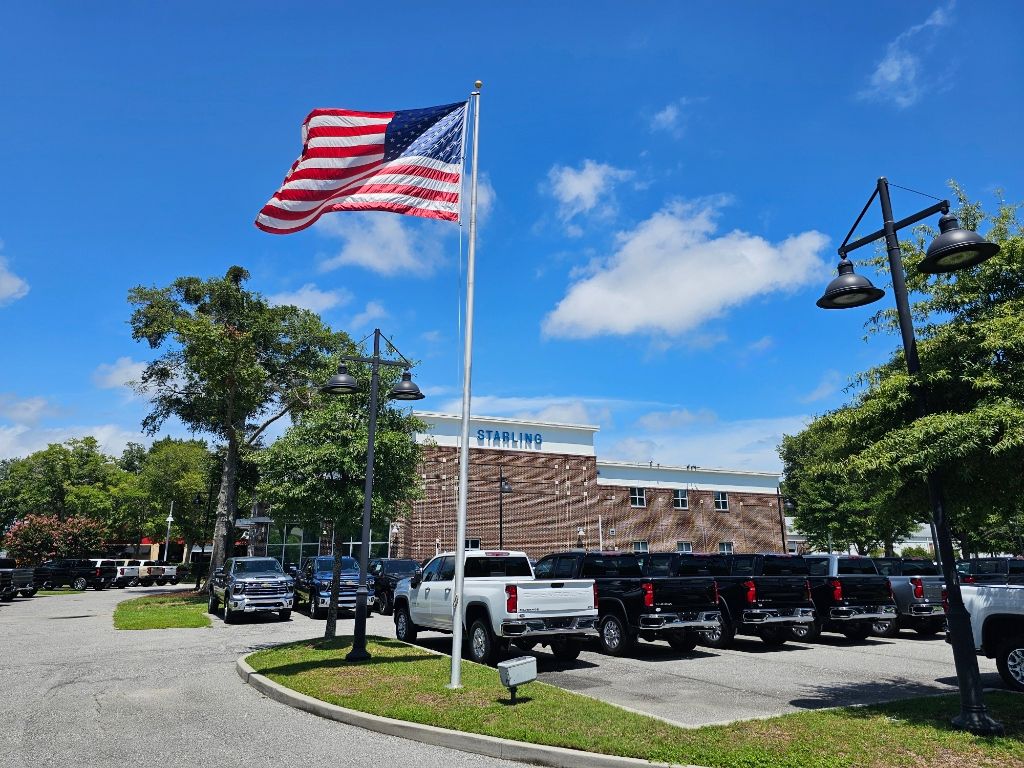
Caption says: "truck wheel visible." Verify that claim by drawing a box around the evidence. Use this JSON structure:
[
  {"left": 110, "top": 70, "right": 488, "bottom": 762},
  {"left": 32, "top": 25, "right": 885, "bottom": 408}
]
[
  {"left": 155, "top": 579, "right": 167, "bottom": 586},
  {"left": 599, "top": 613, "right": 636, "bottom": 656},
  {"left": 21, "top": 587, "right": 38, "bottom": 598},
  {"left": 914, "top": 619, "right": 944, "bottom": 636},
  {"left": 129, "top": 578, "right": 140, "bottom": 587},
  {"left": 667, "top": 631, "right": 699, "bottom": 653},
  {"left": 223, "top": 599, "right": 237, "bottom": 624},
  {"left": 841, "top": 623, "right": 872, "bottom": 642},
  {"left": 394, "top": 604, "right": 417, "bottom": 642},
  {"left": 550, "top": 637, "right": 582, "bottom": 661},
  {"left": 309, "top": 597, "right": 324, "bottom": 620},
  {"left": 0, "top": 591, "right": 14, "bottom": 602},
  {"left": 94, "top": 582, "right": 106, "bottom": 591},
  {"left": 872, "top": 619, "right": 899, "bottom": 638},
  {"left": 759, "top": 627, "right": 788, "bottom": 647},
  {"left": 789, "top": 621, "right": 821, "bottom": 643},
  {"left": 467, "top": 619, "right": 499, "bottom": 665},
  {"left": 378, "top": 591, "right": 393, "bottom": 616},
  {"left": 996, "top": 636, "right": 1024, "bottom": 693},
  {"left": 207, "top": 591, "right": 219, "bottom": 614},
  {"left": 700, "top": 616, "right": 735, "bottom": 650},
  {"left": 72, "top": 577, "right": 88, "bottom": 591},
  {"left": 41, "top": 581, "right": 55, "bottom": 591}
]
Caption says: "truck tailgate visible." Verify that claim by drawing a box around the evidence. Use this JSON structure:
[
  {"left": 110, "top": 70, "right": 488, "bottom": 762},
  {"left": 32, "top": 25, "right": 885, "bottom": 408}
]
[
  {"left": 515, "top": 579, "right": 595, "bottom": 615},
  {"left": 837, "top": 575, "right": 892, "bottom": 603},
  {"left": 652, "top": 576, "right": 717, "bottom": 609},
  {"left": 750, "top": 576, "right": 810, "bottom": 606}
]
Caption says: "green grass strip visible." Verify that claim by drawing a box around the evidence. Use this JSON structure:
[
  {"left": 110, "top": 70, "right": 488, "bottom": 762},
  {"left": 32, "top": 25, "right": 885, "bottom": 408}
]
[
  {"left": 113, "top": 592, "right": 211, "bottom": 630},
  {"left": 248, "top": 637, "right": 1024, "bottom": 768}
]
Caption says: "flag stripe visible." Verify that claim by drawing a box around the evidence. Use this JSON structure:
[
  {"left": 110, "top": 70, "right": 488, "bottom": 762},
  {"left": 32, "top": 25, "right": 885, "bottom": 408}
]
[{"left": 306, "top": 124, "right": 388, "bottom": 140}]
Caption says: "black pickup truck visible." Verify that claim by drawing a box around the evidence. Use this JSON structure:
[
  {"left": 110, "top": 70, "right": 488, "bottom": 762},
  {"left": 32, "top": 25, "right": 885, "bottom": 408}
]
[
  {"left": 34, "top": 559, "right": 116, "bottom": 591},
  {"left": 957, "top": 557, "right": 1024, "bottom": 586},
  {"left": 534, "top": 550, "right": 720, "bottom": 656},
  {"left": 793, "top": 554, "right": 896, "bottom": 642},
  {"left": 0, "top": 558, "right": 36, "bottom": 599},
  {"left": 647, "top": 553, "right": 815, "bottom": 648}
]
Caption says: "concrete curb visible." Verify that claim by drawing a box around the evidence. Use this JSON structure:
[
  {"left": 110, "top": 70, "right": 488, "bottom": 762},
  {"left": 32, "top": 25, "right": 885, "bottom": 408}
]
[{"left": 236, "top": 656, "right": 705, "bottom": 768}]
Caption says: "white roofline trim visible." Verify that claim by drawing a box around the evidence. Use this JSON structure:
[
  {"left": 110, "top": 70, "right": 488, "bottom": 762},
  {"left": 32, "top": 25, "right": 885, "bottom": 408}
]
[{"left": 414, "top": 410, "right": 600, "bottom": 433}]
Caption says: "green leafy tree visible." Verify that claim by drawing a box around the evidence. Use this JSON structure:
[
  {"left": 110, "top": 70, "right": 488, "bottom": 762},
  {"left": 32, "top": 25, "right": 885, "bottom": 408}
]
[{"left": 128, "top": 266, "right": 347, "bottom": 577}]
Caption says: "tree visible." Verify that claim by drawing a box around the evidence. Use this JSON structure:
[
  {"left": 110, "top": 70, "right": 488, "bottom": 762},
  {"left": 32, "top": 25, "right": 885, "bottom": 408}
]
[
  {"left": 2, "top": 513, "right": 105, "bottom": 565},
  {"left": 128, "top": 266, "right": 347, "bottom": 578}
]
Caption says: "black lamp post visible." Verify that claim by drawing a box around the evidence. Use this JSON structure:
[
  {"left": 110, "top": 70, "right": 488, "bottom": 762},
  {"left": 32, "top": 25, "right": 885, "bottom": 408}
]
[
  {"left": 320, "top": 328, "right": 424, "bottom": 662},
  {"left": 817, "top": 177, "right": 1002, "bottom": 736},
  {"left": 497, "top": 468, "right": 513, "bottom": 548}
]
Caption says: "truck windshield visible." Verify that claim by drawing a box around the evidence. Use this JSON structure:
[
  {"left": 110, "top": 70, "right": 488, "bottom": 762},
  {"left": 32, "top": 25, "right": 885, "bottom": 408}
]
[
  {"left": 464, "top": 556, "right": 532, "bottom": 577},
  {"left": 384, "top": 559, "right": 419, "bottom": 574},
  {"left": 314, "top": 556, "right": 356, "bottom": 572},
  {"left": 234, "top": 559, "right": 283, "bottom": 574}
]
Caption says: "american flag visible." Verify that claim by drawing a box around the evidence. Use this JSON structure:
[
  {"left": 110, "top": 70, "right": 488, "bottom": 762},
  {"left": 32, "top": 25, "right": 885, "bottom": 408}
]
[{"left": 255, "top": 101, "right": 469, "bottom": 234}]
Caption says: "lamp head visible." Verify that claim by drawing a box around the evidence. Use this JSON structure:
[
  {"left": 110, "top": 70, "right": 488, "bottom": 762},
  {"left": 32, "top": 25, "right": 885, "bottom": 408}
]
[
  {"left": 919, "top": 213, "right": 999, "bottom": 274},
  {"left": 389, "top": 370, "right": 425, "bottom": 401},
  {"left": 816, "top": 257, "right": 885, "bottom": 310},
  {"left": 320, "top": 363, "right": 359, "bottom": 396}
]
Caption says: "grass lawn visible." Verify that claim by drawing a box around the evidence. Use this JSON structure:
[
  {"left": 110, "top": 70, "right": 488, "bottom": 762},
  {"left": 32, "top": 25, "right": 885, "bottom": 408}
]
[
  {"left": 248, "top": 637, "right": 1024, "bottom": 768},
  {"left": 113, "top": 592, "right": 211, "bottom": 630}
]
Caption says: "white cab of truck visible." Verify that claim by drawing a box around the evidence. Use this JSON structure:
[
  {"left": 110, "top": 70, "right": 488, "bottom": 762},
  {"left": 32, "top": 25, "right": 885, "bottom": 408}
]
[
  {"left": 958, "top": 583, "right": 1024, "bottom": 692},
  {"left": 393, "top": 549, "right": 598, "bottom": 665}
]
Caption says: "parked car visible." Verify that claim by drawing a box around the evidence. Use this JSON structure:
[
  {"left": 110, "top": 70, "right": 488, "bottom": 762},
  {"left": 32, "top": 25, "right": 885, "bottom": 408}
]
[
  {"left": 955, "top": 582, "right": 1024, "bottom": 691},
  {"left": 536, "top": 550, "right": 720, "bottom": 655},
  {"left": 207, "top": 556, "right": 294, "bottom": 622},
  {"left": 653, "top": 553, "right": 816, "bottom": 649},
  {"left": 368, "top": 557, "right": 420, "bottom": 615},
  {"left": 293, "top": 555, "right": 371, "bottom": 619},
  {"left": 35, "top": 559, "right": 115, "bottom": 591},
  {"left": 870, "top": 557, "right": 946, "bottom": 637},
  {"left": 393, "top": 549, "right": 599, "bottom": 665},
  {"left": 792, "top": 554, "right": 896, "bottom": 642},
  {"left": 111, "top": 559, "right": 141, "bottom": 588},
  {"left": 0, "top": 558, "right": 36, "bottom": 599},
  {"left": 957, "top": 557, "right": 1024, "bottom": 586}
]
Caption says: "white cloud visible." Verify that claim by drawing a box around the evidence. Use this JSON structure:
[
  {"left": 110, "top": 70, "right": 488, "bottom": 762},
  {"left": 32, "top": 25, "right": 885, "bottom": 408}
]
[
  {"left": 93, "top": 357, "right": 147, "bottom": 390},
  {"left": 0, "top": 394, "right": 54, "bottom": 425},
  {"left": 547, "top": 160, "right": 633, "bottom": 233},
  {"left": 268, "top": 283, "right": 352, "bottom": 313},
  {"left": 0, "top": 251, "right": 29, "bottom": 306},
  {"left": 543, "top": 198, "right": 830, "bottom": 339},
  {"left": 858, "top": 2, "right": 953, "bottom": 108},
  {"left": 649, "top": 98, "right": 697, "bottom": 138},
  {"left": 316, "top": 214, "right": 447, "bottom": 277},
  {"left": 348, "top": 301, "right": 389, "bottom": 330},
  {"left": 0, "top": 422, "right": 149, "bottom": 461},
  {"left": 747, "top": 335, "right": 775, "bottom": 353},
  {"left": 436, "top": 394, "right": 649, "bottom": 427},
  {"left": 800, "top": 369, "right": 842, "bottom": 403},
  {"left": 635, "top": 408, "right": 717, "bottom": 432}
]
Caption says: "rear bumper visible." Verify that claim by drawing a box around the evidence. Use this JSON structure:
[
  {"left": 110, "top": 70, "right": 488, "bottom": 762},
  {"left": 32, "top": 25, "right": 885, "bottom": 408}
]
[
  {"left": 829, "top": 605, "right": 897, "bottom": 621},
  {"left": 500, "top": 616, "right": 599, "bottom": 638},
  {"left": 639, "top": 611, "right": 721, "bottom": 631},
  {"left": 741, "top": 607, "right": 816, "bottom": 625},
  {"left": 907, "top": 603, "right": 945, "bottom": 617}
]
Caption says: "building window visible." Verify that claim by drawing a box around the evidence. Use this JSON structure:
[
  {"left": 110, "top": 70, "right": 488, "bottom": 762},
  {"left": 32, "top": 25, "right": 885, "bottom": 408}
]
[
  {"left": 632, "top": 540, "right": 649, "bottom": 554},
  {"left": 719, "top": 541, "right": 734, "bottom": 555},
  {"left": 672, "top": 489, "right": 688, "bottom": 510},
  {"left": 465, "top": 538, "right": 481, "bottom": 550},
  {"left": 676, "top": 541, "right": 692, "bottom": 553},
  {"left": 629, "top": 487, "right": 646, "bottom": 508},
  {"left": 713, "top": 491, "right": 729, "bottom": 511}
]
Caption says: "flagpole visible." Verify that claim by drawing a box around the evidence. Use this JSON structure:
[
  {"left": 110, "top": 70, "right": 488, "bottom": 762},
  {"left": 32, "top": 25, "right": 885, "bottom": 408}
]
[{"left": 449, "top": 80, "right": 482, "bottom": 689}]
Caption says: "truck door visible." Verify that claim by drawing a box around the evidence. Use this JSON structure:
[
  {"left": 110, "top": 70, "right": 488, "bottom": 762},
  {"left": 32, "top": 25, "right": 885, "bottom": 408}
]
[
  {"left": 409, "top": 557, "right": 441, "bottom": 619},
  {"left": 430, "top": 556, "right": 457, "bottom": 630}
]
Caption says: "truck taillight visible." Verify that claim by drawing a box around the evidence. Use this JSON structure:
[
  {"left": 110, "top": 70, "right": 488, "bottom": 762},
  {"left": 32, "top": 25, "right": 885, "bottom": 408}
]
[
  {"left": 119, "top": 568, "right": 125, "bottom": 576},
  {"left": 505, "top": 585, "right": 518, "bottom": 613},
  {"left": 96, "top": 568, "right": 102, "bottom": 577},
  {"left": 829, "top": 578, "right": 843, "bottom": 602},
  {"left": 742, "top": 579, "right": 756, "bottom": 605},
  {"left": 910, "top": 577, "right": 924, "bottom": 599},
  {"left": 641, "top": 582, "right": 654, "bottom": 608},
  {"left": 961, "top": 574, "right": 975, "bottom": 584},
  {"left": 804, "top": 579, "right": 812, "bottom": 602},
  {"left": 593, "top": 582, "right": 599, "bottom": 609}
]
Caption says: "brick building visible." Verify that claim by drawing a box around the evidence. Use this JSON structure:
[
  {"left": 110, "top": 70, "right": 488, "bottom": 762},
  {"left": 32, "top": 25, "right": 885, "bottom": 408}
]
[{"left": 392, "top": 412, "right": 787, "bottom": 562}]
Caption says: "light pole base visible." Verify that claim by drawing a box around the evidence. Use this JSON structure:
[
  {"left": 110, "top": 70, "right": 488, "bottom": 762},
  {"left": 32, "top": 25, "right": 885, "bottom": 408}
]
[
  {"left": 345, "top": 647, "right": 371, "bottom": 663},
  {"left": 445, "top": 683, "right": 463, "bottom": 690},
  {"left": 952, "top": 711, "right": 1004, "bottom": 737}
]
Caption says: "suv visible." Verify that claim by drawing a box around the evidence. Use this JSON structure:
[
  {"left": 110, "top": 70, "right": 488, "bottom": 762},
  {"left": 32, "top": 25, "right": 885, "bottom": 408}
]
[{"left": 207, "top": 557, "right": 294, "bottom": 623}]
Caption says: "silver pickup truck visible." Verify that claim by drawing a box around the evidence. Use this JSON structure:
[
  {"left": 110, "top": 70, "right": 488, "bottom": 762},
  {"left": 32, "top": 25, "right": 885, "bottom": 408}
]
[
  {"left": 208, "top": 557, "right": 294, "bottom": 623},
  {"left": 871, "top": 557, "right": 946, "bottom": 637}
]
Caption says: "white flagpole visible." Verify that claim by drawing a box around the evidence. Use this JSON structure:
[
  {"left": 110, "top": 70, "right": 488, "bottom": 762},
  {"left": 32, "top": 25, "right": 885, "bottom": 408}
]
[{"left": 449, "top": 80, "right": 482, "bottom": 689}]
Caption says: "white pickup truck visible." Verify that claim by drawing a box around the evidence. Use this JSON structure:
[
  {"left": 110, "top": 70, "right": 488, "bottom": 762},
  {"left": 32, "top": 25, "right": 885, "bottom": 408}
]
[
  {"left": 958, "top": 583, "right": 1024, "bottom": 692},
  {"left": 393, "top": 549, "right": 598, "bottom": 665}
]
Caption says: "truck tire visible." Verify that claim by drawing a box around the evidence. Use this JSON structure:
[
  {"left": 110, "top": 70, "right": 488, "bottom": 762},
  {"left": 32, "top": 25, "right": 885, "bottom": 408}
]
[
  {"left": 129, "top": 578, "right": 141, "bottom": 587},
  {"left": 41, "top": 581, "right": 56, "bottom": 591},
  {"left": 155, "top": 579, "right": 167, "bottom": 586},
  {"left": 72, "top": 577, "right": 88, "bottom": 591},
  {"left": 996, "top": 636, "right": 1024, "bottom": 693},
  {"left": 872, "top": 619, "right": 900, "bottom": 638},
  {"left": 0, "top": 591, "right": 14, "bottom": 602},
  {"left": 394, "top": 604, "right": 417, "bottom": 642},
  {"left": 378, "top": 591, "right": 393, "bottom": 616},
  {"left": 309, "top": 597, "right": 324, "bottom": 620},
  {"left": 759, "top": 627, "right": 788, "bottom": 647},
  {"left": 467, "top": 618, "right": 499, "bottom": 665},
  {"left": 700, "top": 616, "right": 735, "bottom": 649},
  {"left": 21, "top": 587, "right": 38, "bottom": 598},
  {"left": 789, "top": 620, "right": 821, "bottom": 643},
  {"left": 841, "top": 623, "right": 872, "bottom": 642},
  {"left": 207, "top": 591, "right": 219, "bottom": 614},
  {"left": 550, "top": 637, "right": 582, "bottom": 661},
  {"left": 913, "top": 618, "right": 944, "bottom": 636},
  {"left": 223, "top": 599, "right": 237, "bottom": 624},
  {"left": 667, "top": 631, "right": 699, "bottom": 652},
  {"left": 278, "top": 610, "right": 291, "bottom": 621},
  {"left": 94, "top": 582, "right": 106, "bottom": 591},
  {"left": 599, "top": 613, "right": 636, "bottom": 656}
]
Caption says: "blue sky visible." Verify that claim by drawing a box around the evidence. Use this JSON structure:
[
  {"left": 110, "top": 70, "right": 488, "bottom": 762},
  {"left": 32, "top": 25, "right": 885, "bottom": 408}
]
[{"left": 1, "top": 1, "right": 1022, "bottom": 472}]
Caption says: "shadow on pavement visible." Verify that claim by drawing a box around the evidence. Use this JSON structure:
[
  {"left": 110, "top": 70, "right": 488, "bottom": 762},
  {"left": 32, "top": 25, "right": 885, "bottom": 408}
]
[{"left": 789, "top": 676, "right": 954, "bottom": 710}]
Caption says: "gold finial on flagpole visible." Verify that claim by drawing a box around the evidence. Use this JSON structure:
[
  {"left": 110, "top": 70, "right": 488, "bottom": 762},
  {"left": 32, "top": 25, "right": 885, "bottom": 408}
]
[{"left": 474, "top": 80, "right": 482, "bottom": 89}]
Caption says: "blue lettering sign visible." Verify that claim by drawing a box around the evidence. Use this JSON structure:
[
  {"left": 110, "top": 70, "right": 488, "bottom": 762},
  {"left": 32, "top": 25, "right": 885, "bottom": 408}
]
[
  {"left": 535, "top": 433, "right": 543, "bottom": 447},
  {"left": 524, "top": 433, "right": 533, "bottom": 445},
  {"left": 476, "top": 429, "right": 485, "bottom": 441}
]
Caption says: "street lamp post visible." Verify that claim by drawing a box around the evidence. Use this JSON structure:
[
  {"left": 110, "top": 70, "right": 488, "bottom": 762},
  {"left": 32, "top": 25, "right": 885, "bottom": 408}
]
[
  {"left": 163, "top": 501, "right": 175, "bottom": 563},
  {"left": 320, "top": 328, "right": 424, "bottom": 662},
  {"left": 817, "top": 177, "right": 1002, "bottom": 735},
  {"left": 194, "top": 487, "right": 215, "bottom": 590},
  {"left": 497, "top": 468, "right": 513, "bottom": 548}
]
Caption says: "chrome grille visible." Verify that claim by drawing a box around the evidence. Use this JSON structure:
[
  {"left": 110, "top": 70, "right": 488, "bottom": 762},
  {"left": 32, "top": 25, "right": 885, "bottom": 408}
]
[{"left": 246, "top": 582, "right": 289, "bottom": 597}]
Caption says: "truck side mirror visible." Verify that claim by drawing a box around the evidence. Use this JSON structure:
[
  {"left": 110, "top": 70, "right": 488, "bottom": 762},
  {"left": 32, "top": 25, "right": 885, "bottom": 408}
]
[
  {"left": 215, "top": 566, "right": 224, "bottom": 576},
  {"left": 410, "top": 568, "right": 423, "bottom": 588}
]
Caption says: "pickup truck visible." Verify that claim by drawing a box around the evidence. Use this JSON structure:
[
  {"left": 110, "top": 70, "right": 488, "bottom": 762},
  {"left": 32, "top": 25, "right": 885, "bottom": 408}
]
[
  {"left": 956, "top": 583, "right": 1024, "bottom": 692},
  {"left": 393, "top": 549, "right": 599, "bottom": 665},
  {"left": 957, "top": 557, "right": 1024, "bottom": 586},
  {"left": 293, "top": 555, "right": 371, "bottom": 619},
  {"left": 137, "top": 560, "right": 163, "bottom": 586},
  {"left": 0, "top": 558, "right": 36, "bottom": 599},
  {"left": 793, "top": 554, "right": 896, "bottom": 642},
  {"left": 871, "top": 557, "right": 946, "bottom": 637},
  {"left": 369, "top": 557, "right": 420, "bottom": 615},
  {"left": 35, "top": 559, "right": 115, "bottom": 591},
  {"left": 536, "top": 550, "right": 720, "bottom": 655},
  {"left": 207, "top": 556, "right": 294, "bottom": 622},
  {"left": 111, "top": 559, "right": 141, "bottom": 588},
  {"left": 154, "top": 561, "right": 182, "bottom": 585},
  {"left": 649, "top": 553, "right": 815, "bottom": 648}
]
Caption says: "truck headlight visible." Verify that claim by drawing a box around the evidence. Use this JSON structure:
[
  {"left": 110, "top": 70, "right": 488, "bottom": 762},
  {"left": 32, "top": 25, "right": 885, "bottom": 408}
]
[{"left": 232, "top": 583, "right": 246, "bottom": 595}]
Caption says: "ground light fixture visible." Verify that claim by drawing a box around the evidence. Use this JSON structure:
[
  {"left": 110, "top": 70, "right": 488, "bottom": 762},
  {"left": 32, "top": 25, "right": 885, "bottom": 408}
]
[
  {"left": 817, "top": 177, "right": 1002, "bottom": 736},
  {"left": 319, "top": 328, "right": 424, "bottom": 662}
]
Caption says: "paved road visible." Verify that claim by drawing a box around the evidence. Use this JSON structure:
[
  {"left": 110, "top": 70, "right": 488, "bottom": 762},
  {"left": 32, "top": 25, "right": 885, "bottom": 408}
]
[{"left": 0, "top": 588, "right": 527, "bottom": 768}]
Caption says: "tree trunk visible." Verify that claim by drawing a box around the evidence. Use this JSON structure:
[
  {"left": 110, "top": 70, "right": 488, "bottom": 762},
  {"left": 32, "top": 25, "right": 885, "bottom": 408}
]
[
  {"left": 206, "top": 431, "right": 240, "bottom": 582},
  {"left": 884, "top": 539, "right": 895, "bottom": 557},
  {"left": 181, "top": 537, "right": 193, "bottom": 565}
]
